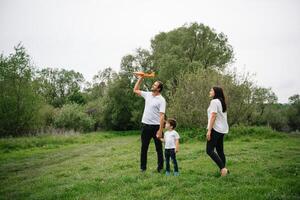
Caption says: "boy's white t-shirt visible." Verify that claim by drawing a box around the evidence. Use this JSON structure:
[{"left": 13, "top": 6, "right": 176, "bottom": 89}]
[
  {"left": 207, "top": 99, "right": 229, "bottom": 134},
  {"left": 164, "top": 130, "right": 180, "bottom": 149},
  {"left": 141, "top": 91, "right": 166, "bottom": 125}
]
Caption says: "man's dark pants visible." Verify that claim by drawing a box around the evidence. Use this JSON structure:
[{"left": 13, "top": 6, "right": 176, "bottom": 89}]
[{"left": 140, "top": 123, "right": 163, "bottom": 171}]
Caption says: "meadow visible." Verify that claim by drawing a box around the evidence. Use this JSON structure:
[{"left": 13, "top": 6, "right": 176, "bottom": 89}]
[{"left": 0, "top": 127, "right": 299, "bottom": 200}]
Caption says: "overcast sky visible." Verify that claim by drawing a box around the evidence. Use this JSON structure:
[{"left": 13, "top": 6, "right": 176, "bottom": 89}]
[{"left": 1, "top": 0, "right": 299, "bottom": 103}]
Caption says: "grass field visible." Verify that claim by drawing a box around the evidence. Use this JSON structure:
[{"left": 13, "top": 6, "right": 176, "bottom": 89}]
[{"left": 0, "top": 129, "right": 299, "bottom": 200}]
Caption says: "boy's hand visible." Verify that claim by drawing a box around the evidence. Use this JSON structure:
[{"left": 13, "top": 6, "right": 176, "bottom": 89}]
[{"left": 175, "top": 149, "right": 179, "bottom": 153}]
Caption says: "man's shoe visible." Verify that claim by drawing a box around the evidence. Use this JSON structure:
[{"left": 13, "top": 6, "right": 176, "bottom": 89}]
[
  {"left": 140, "top": 169, "right": 146, "bottom": 173},
  {"left": 165, "top": 171, "right": 170, "bottom": 176},
  {"left": 174, "top": 172, "right": 179, "bottom": 176}
]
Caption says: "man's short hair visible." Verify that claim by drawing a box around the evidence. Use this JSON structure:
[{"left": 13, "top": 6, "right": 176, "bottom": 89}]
[
  {"left": 167, "top": 118, "right": 177, "bottom": 129},
  {"left": 157, "top": 81, "right": 163, "bottom": 92}
]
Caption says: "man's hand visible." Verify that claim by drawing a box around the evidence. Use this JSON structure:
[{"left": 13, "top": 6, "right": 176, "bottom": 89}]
[
  {"left": 206, "top": 130, "right": 211, "bottom": 141},
  {"left": 175, "top": 148, "right": 179, "bottom": 153},
  {"left": 156, "top": 130, "right": 162, "bottom": 139}
]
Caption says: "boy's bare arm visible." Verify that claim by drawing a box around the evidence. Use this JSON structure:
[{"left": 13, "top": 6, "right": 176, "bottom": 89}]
[{"left": 175, "top": 139, "right": 179, "bottom": 153}]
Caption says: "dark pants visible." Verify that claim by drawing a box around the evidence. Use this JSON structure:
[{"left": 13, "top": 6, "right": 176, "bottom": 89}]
[
  {"left": 165, "top": 149, "right": 178, "bottom": 172},
  {"left": 140, "top": 123, "right": 163, "bottom": 171},
  {"left": 206, "top": 129, "right": 226, "bottom": 170}
]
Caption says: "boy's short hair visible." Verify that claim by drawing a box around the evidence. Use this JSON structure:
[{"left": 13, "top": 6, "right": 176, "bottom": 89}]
[{"left": 167, "top": 118, "right": 177, "bottom": 129}]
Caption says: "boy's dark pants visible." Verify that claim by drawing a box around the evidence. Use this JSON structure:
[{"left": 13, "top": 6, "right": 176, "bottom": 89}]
[
  {"left": 140, "top": 124, "right": 163, "bottom": 171},
  {"left": 165, "top": 148, "right": 178, "bottom": 172}
]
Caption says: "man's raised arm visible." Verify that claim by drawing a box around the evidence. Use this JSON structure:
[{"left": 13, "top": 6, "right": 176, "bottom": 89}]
[{"left": 133, "top": 76, "right": 143, "bottom": 96}]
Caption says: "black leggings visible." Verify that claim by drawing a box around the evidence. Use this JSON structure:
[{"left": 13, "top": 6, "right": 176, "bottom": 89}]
[{"left": 206, "top": 129, "right": 226, "bottom": 170}]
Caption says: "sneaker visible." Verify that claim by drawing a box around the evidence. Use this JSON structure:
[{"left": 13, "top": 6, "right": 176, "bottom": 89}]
[
  {"left": 165, "top": 171, "right": 170, "bottom": 176},
  {"left": 157, "top": 168, "right": 163, "bottom": 173},
  {"left": 140, "top": 169, "right": 146, "bottom": 173},
  {"left": 174, "top": 172, "right": 179, "bottom": 176}
]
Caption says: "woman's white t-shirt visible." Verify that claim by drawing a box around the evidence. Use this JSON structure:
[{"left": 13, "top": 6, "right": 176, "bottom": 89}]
[{"left": 207, "top": 99, "right": 229, "bottom": 134}]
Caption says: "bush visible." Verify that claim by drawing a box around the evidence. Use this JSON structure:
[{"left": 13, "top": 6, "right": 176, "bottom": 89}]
[
  {"left": 36, "top": 104, "right": 56, "bottom": 128},
  {"left": 177, "top": 126, "right": 285, "bottom": 143},
  {"left": 54, "top": 104, "right": 95, "bottom": 132}
]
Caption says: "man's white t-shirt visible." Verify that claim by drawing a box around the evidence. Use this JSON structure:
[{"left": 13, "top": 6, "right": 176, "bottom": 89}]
[
  {"left": 207, "top": 99, "right": 229, "bottom": 134},
  {"left": 164, "top": 130, "right": 180, "bottom": 149},
  {"left": 141, "top": 91, "right": 166, "bottom": 125}
]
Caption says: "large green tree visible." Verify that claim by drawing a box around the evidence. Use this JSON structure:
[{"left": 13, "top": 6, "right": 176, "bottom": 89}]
[
  {"left": 35, "top": 68, "right": 85, "bottom": 107},
  {"left": 0, "top": 44, "right": 42, "bottom": 136},
  {"left": 151, "top": 23, "right": 234, "bottom": 85},
  {"left": 101, "top": 75, "right": 143, "bottom": 130}
]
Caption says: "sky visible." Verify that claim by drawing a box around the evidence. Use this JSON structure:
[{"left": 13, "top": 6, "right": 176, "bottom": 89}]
[{"left": 0, "top": 0, "right": 299, "bottom": 103}]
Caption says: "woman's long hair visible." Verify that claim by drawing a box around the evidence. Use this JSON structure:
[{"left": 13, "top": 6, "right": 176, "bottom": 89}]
[{"left": 213, "top": 86, "right": 227, "bottom": 112}]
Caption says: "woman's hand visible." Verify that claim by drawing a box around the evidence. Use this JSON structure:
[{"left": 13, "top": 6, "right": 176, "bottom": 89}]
[{"left": 206, "top": 130, "right": 212, "bottom": 141}]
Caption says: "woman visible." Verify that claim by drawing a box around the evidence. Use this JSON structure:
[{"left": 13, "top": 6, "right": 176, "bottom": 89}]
[{"left": 206, "top": 86, "right": 229, "bottom": 176}]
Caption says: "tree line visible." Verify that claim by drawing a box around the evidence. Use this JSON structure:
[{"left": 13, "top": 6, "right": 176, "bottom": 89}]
[{"left": 0, "top": 23, "right": 299, "bottom": 136}]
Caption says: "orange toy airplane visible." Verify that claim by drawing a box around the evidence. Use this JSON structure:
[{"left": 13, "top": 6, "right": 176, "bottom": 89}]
[{"left": 133, "top": 71, "right": 155, "bottom": 78}]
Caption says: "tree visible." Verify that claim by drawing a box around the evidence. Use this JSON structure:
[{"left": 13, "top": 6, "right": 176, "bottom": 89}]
[
  {"left": 287, "top": 94, "right": 300, "bottom": 131},
  {"left": 0, "top": 44, "right": 42, "bottom": 136},
  {"left": 120, "top": 48, "right": 156, "bottom": 91},
  {"left": 151, "top": 23, "right": 234, "bottom": 86},
  {"left": 84, "top": 67, "right": 117, "bottom": 101},
  {"left": 35, "top": 68, "right": 85, "bottom": 107},
  {"left": 167, "top": 68, "right": 277, "bottom": 128},
  {"left": 101, "top": 75, "right": 143, "bottom": 130}
]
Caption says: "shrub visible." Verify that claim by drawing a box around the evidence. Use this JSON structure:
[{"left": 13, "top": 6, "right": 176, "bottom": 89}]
[{"left": 54, "top": 104, "right": 95, "bottom": 132}]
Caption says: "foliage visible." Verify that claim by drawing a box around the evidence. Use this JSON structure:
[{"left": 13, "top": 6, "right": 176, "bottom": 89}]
[
  {"left": 0, "top": 44, "right": 42, "bottom": 136},
  {"left": 35, "top": 68, "right": 85, "bottom": 107},
  {"left": 53, "top": 104, "right": 95, "bottom": 132}
]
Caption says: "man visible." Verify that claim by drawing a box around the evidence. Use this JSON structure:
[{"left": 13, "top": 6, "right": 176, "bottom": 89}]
[{"left": 133, "top": 75, "right": 166, "bottom": 172}]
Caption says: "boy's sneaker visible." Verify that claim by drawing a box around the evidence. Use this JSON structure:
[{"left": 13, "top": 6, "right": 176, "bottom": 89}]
[
  {"left": 165, "top": 171, "right": 170, "bottom": 176},
  {"left": 174, "top": 172, "right": 179, "bottom": 176}
]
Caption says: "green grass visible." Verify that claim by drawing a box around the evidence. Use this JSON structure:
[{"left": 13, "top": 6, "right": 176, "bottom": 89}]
[{"left": 0, "top": 129, "right": 299, "bottom": 200}]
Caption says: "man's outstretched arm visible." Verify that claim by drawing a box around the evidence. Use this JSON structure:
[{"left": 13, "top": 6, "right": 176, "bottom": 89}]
[
  {"left": 156, "top": 112, "right": 165, "bottom": 138},
  {"left": 133, "top": 76, "right": 143, "bottom": 96}
]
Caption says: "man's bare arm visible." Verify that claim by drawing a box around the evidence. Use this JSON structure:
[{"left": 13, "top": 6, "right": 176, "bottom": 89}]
[
  {"left": 156, "top": 112, "right": 165, "bottom": 138},
  {"left": 133, "top": 76, "right": 143, "bottom": 96}
]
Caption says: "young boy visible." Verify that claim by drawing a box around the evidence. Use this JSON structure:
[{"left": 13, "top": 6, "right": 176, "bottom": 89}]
[{"left": 161, "top": 118, "right": 180, "bottom": 176}]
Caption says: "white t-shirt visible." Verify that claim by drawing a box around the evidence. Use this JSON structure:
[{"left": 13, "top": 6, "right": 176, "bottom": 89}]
[
  {"left": 207, "top": 99, "right": 229, "bottom": 134},
  {"left": 164, "top": 130, "right": 180, "bottom": 149},
  {"left": 141, "top": 91, "right": 166, "bottom": 125}
]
